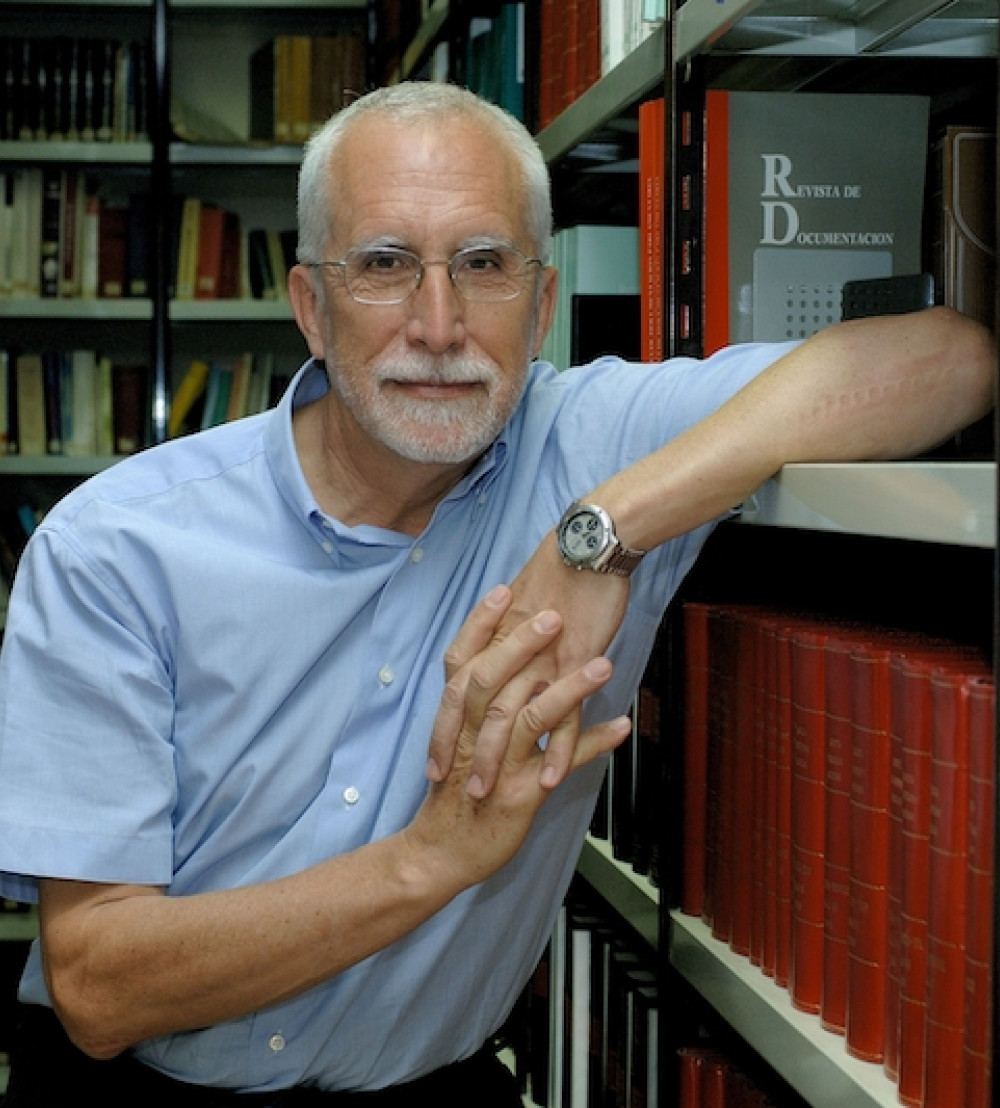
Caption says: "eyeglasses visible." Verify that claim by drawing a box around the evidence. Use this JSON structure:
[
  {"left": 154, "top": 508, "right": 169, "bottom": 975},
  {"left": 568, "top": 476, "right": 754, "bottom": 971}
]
[{"left": 305, "top": 244, "right": 543, "bottom": 305}]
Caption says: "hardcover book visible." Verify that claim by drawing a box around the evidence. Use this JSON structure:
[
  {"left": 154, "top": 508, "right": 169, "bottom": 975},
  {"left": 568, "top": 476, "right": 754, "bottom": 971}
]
[{"left": 702, "top": 91, "right": 930, "bottom": 353}]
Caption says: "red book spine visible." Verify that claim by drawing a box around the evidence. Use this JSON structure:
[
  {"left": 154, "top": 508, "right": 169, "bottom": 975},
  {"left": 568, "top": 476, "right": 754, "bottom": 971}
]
[
  {"left": 703, "top": 91, "right": 731, "bottom": 355},
  {"left": 821, "top": 630, "right": 869, "bottom": 1035},
  {"left": 705, "top": 606, "right": 737, "bottom": 942},
  {"left": 772, "top": 622, "right": 795, "bottom": 988},
  {"left": 730, "top": 608, "right": 760, "bottom": 958},
  {"left": 789, "top": 626, "right": 828, "bottom": 1014},
  {"left": 681, "top": 602, "right": 711, "bottom": 917},
  {"left": 963, "top": 675, "right": 995, "bottom": 1108},
  {"left": 758, "top": 616, "right": 781, "bottom": 978},
  {"left": 925, "top": 668, "right": 978, "bottom": 1106},
  {"left": 846, "top": 641, "right": 893, "bottom": 1063}
]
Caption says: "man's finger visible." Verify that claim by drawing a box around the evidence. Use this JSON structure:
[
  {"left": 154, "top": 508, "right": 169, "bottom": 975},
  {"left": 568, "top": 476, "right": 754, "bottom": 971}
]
[{"left": 427, "top": 601, "right": 561, "bottom": 783}]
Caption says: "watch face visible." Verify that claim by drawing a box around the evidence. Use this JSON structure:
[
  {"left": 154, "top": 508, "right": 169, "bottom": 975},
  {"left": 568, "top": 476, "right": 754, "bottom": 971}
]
[{"left": 561, "top": 508, "right": 609, "bottom": 564}]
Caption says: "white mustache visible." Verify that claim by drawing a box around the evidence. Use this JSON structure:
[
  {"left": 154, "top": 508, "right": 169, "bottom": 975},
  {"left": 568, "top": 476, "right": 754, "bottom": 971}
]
[{"left": 374, "top": 354, "right": 497, "bottom": 387}]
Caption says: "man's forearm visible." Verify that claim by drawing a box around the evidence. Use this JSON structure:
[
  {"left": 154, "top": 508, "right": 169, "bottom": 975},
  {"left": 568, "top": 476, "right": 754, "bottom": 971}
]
[
  {"left": 40, "top": 831, "right": 457, "bottom": 1059},
  {"left": 589, "top": 307, "right": 994, "bottom": 552}
]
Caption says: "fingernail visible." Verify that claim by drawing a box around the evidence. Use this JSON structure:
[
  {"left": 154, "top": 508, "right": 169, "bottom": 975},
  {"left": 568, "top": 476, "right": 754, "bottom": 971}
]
[
  {"left": 426, "top": 757, "right": 442, "bottom": 782},
  {"left": 533, "top": 611, "right": 560, "bottom": 633},
  {"left": 467, "top": 774, "right": 486, "bottom": 798},
  {"left": 583, "top": 658, "right": 613, "bottom": 681},
  {"left": 540, "top": 765, "right": 560, "bottom": 788},
  {"left": 485, "top": 585, "right": 510, "bottom": 607}
]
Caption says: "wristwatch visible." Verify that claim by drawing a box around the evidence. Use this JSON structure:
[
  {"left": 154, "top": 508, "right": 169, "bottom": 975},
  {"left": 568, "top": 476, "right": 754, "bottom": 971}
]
[{"left": 556, "top": 500, "right": 647, "bottom": 578}]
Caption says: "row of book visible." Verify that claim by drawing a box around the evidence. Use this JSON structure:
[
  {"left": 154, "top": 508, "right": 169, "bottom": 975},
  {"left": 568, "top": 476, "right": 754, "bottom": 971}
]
[
  {"left": 1, "top": 36, "right": 149, "bottom": 145},
  {"left": 173, "top": 197, "right": 294, "bottom": 303},
  {"left": 168, "top": 355, "right": 291, "bottom": 439},
  {"left": 0, "top": 348, "right": 148, "bottom": 459},
  {"left": 509, "top": 885, "right": 660, "bottom": 1108},
  {"left": 0, "top": 168, "right": 297, "bottom": 303},
  {"left": 248, "top": 30, "right": 367, "bottom": 146},
  {"left": 0, "top": 168, "right": 148, "bottom": 301},
  {"left": 536, "top": 0, "right": 662, "bottom": 131},
  {"left": 680, "top": 601, "right": 994, "bottom": 1108}
]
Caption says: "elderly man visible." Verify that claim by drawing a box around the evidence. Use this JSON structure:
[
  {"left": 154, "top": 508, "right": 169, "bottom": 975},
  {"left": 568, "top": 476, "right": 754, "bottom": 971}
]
[{"left": 0, "top": 81, "right": 992, "bottom": 1105}]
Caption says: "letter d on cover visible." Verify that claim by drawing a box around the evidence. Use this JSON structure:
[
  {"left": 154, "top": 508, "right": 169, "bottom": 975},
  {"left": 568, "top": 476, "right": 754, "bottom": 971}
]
[{"left": 760, "top": 200, "right": 798, "bottom": 245}]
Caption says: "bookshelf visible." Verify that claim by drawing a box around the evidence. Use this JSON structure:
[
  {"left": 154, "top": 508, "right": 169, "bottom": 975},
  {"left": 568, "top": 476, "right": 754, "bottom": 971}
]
[{"left": 660, "top": 4, "right": 998, "bottom": 1108}]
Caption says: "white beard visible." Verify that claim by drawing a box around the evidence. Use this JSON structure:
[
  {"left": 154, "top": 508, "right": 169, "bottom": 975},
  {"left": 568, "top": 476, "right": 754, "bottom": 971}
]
[{"left": 330, "top": 349, "right": 528, "bottom": 465}]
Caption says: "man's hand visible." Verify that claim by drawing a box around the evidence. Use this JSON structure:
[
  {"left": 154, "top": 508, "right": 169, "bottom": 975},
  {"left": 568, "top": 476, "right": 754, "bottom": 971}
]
[
  {"left": 411, "top": 586, "right": 631, "bottom": 892},
  {"left": 426, "top": 540, "right": 629, "bottom": 798}
]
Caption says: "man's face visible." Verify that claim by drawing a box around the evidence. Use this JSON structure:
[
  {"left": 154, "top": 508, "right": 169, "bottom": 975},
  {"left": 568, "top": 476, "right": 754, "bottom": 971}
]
[{"left": 297, "top": 115, "right": 556, "bottom": 466}]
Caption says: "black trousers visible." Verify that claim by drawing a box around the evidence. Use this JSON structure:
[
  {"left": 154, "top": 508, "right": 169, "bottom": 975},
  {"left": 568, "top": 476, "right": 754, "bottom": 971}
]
[{"left": 4, "top": 1004, "right": 524, "bottom": 1107}]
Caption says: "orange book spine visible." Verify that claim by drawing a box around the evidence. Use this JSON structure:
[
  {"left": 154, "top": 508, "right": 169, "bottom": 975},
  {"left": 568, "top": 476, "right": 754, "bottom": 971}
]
[
  {"left": 788, "top": 626, "right": 828, "bottom": 1014},
  {"left": 963, "top": 674, "right": 995, "bottom": 1108},
  {"left": 707, "top": 606, "right": 739, "bottom": 945},
  {"left": 639, "top": 97, "right": 665, "bottom": 363}
]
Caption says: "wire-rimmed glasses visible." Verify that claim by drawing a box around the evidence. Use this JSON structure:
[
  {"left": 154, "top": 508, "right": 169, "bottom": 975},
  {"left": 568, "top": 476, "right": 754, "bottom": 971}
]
[{"left": 305, "top": 244, "right": 543, "bottom": 305}]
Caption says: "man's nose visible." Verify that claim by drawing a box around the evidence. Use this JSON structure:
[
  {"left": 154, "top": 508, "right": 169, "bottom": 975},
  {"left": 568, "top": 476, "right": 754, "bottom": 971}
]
[{"left": 405, "top": 261, "right": 467, "bottom": 353}]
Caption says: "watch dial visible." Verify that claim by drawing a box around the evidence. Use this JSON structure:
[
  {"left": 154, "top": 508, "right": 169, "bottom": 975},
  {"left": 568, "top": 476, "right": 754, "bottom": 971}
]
[{"left": 565, "top": 511, "right": 603, "bottom": 559}]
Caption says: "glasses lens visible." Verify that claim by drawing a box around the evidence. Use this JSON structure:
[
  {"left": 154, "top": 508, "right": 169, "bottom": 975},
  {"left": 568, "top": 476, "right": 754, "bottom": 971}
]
[
  {"left": 451, "top": 246, "right": 531, "bottom": 302},
  {"left": 345, "top": 248, "right": 420, "bottom": 303}
]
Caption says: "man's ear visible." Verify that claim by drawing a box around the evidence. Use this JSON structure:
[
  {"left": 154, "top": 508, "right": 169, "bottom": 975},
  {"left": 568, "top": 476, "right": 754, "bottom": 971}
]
[
  {"left": 531, "top": 266, "right": 558, "bottom": 359},
  {"left": 288, "top": 265, "right": 327, "bottom": 361}
]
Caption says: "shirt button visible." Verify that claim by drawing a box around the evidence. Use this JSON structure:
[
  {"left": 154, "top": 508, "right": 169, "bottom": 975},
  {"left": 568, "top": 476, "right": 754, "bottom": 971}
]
[
  {"left": 410, "top": 546, "right": 424, "bottom": 563},
  {"left": 269, "top": 1033, "right": 286, "bottom": 1053},
  {"left": 378, "top": 665, "right": 394, "bottom": 687},
  {"left": 321, "top": 541, "right": 334, "bottom": 554},
  {"left": 343, "top": 786, "right": 360, "bottom": 806}
]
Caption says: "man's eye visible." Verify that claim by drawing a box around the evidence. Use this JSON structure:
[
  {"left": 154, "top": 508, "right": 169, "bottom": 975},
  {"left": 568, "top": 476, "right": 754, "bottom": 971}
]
[
  {"left": 365, "top": 252, "right": 408, "bottom": 273},
  {"left": 460, "top": 250, "right": 503, "bottom": 273}
]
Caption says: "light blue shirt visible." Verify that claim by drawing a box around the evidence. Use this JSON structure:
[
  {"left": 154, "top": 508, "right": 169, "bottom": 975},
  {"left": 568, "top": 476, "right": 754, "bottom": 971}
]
[{"left": 0, "top": 345, "right": 793, "bottom": 1092}]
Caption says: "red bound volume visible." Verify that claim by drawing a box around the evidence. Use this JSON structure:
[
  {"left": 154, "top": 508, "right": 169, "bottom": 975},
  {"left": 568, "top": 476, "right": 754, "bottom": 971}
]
[
  {"left": 789, "top": 626, "right": 829, "bottom": 1014},
  {"left": 757, "top": 615, "right": 783, "bottom": 979},
  {"left": 963, "top": 675, "right": 995, "bottom": 1108},
  {"left": 705, "top": 606, "right": 739, "bottom": 944},
  {"left": 772, "top": 621, "right": 796, "bottom": 988},
  {"left": 682, "top": 603, "right": 712, "bottom": 918},
  {"left": 924, "top": 667, "right": 979, "bottom": 1105},
  {"left": 730, "top": 608, "right": 761, "bottom": 959},
  {"left": 821, "top": 627, "right": 872, "bottom": 1036},
  {"left": 845, "top": 641, "right": 893, "bottom": 1063}
]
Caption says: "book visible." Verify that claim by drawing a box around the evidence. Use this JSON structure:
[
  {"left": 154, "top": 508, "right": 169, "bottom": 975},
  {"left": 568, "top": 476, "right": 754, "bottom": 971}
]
[
  {"left": 111, "top": 363, "right": 147, "bottom": 454},
  {"left": 845, "top": 639, "right": 895, "bottom": 1064},
  {"left": 962, "top": 675, "right": 994, "bottom": 1108},
  {"left": 924, "top": 668, "right": 981, "bottom": 1106},
  {"left": 702, "top": 91, "right": 930, "bottom": 353},
  {"left": 174, "top": 196, "right": 202, "bottom": 301},
  {"left": 681, "top": 602, "right": 711, "bottom": 918},
  {"left": 98, "top": 202, "right": 129, "bottom": 299},
  {"left": 638, "top": 96, "right": 665, "bottom": 362},
  {"left": 820, "top": 626, "right": 874, "bottom": 1037},
  {"left": 788, "top": 624, "right": 828, "bottom": 1016},
  {"left": 195, "top": 204, "right": 226, "bottom": 299}
]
